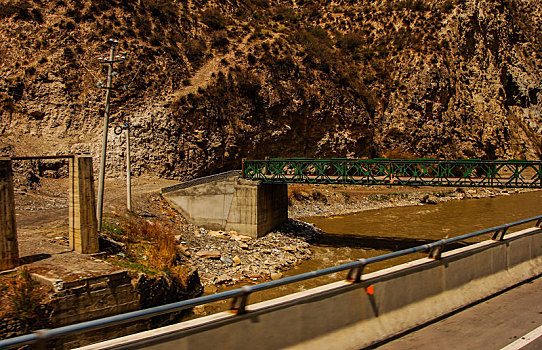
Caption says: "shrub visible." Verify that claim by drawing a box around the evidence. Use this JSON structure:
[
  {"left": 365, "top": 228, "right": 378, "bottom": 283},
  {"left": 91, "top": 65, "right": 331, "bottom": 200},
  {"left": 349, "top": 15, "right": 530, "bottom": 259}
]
[
  {"left": 30, "top": 7, "right": 43, "bottom": 23},
  {"left": 201, "top": 8, "right": 227, "bottom": 30},
  {"left": 144, "top": 0, "right": 179, "bottom": 24},
  {"left": 390, "top": 0, "right": 429, "bottom": 11},
  {"left": 63, "top": 47, "right": 74, "bottom": 59},
  {"left": 103, "top": 214, "right": 187, "bottom": 277},
  {"left": 10, "top": 268, "right": 47, "bottom": 331},
  {"left": 235, "top": 71, "right": 261, "bottom": 100},
  {"left": 149, "top": 33, "right": 164, "bottom": 46},
  {"left": 66, "top": 7, "right": 82, "bottom": 22},
  {"left": 272, "top": 5, "right": 298, "bottom": 23},
  {"left": 212, "top": 34, "right": 230, "bottom": 50},
  {"left": 0, "top": 1, "right": 32, "bottom": 20},
  {"left": 65, "top": 20, "right": 76, "bottom": 31},
  {"left": 293, "top": 26, "right": 334, "bottom": 72},
  {"left": 184, "top": 38, "right": 207, "bottom": 65},
  {"left": 311, "top": 190, "right": 327, "bottom": 202},
  {"left": 247, "top": 52, "right": 257, "bottom": 65},
  {"left": 90, "top": 0, "right": 112, "bottom": 12},
  {"left": 337, "top": 31, "right": 366, "bottom": 52}
]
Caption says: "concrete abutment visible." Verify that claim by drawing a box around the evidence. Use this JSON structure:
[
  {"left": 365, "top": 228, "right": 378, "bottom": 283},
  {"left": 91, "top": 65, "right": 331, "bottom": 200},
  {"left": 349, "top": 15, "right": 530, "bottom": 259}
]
[{"left": 162, "top": 171, "right": 288, "bottom": 238}]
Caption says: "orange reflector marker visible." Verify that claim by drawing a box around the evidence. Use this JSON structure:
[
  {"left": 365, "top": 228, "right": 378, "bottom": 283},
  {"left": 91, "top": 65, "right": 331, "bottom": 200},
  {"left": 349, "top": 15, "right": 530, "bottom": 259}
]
[{"left": 366, "top": 285, "right": 374, "bottom": 295}]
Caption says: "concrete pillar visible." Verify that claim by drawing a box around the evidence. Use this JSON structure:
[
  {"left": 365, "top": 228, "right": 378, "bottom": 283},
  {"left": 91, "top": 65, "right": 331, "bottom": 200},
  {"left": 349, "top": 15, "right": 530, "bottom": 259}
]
[
  {"left": 69, "top": 155, "right": 99, "bottom": 254},
  {"left": 0, "top": 158, "right": 19, "bottom": 270}
]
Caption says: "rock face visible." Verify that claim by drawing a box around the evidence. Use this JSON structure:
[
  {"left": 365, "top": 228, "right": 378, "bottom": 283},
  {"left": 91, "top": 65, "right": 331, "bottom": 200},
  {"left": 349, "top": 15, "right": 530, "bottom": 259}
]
[{"left": 0, "top": 1, "right": 541, "bottom": 180}]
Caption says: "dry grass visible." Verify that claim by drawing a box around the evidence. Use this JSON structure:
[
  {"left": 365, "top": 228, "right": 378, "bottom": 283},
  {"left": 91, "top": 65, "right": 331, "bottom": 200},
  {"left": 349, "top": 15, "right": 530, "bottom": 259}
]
[
  {"left": 103, "top": 213, "right": 190, "bottom": 283},
  {"left": 0, "top": 268, "right": 50, "bottom": 331}
]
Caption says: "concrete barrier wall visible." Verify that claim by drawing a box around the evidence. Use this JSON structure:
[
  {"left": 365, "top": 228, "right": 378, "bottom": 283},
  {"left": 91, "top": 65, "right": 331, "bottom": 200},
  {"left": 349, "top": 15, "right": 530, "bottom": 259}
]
[{"left": 79, "top": 227, "right": 542, "bottom": 350}]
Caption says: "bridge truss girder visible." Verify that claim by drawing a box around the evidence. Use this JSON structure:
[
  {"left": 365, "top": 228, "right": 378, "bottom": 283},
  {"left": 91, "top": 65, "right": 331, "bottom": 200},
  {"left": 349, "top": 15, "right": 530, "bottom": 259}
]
[{"left": 242, "top": 159, "right": 542, "bottom": 188}]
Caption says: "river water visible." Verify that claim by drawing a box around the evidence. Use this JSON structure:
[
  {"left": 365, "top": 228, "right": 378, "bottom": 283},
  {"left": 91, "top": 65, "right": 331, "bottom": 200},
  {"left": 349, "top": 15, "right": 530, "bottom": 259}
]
[{"left": 204, "top": 190, "right": 542, "bottom": 313}]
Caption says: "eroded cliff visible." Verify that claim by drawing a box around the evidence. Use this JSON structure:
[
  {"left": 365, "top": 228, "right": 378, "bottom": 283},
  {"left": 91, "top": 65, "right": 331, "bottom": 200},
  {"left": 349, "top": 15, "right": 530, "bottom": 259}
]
[{"left": 1, "top": 0, "right": 541, "bottom": 179}]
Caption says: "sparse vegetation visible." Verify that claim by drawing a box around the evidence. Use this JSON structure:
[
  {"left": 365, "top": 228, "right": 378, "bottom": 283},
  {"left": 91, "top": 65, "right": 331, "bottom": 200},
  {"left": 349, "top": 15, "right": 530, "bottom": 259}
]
[
  {"left": 102, "top": 214, "right": 190, "bottom": 282},
  {"left": 4, "top": 268, "right": 49, "bottom": 331},
  {"left": 201, "top": 8, "right": 227, "bottom": 30}
]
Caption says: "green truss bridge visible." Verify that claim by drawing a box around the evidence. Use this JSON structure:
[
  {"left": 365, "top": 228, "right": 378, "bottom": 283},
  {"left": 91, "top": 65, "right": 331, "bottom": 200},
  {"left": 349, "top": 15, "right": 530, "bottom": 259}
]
[{"left": 241, "top": 159, "right": 542, "bottom": 188}]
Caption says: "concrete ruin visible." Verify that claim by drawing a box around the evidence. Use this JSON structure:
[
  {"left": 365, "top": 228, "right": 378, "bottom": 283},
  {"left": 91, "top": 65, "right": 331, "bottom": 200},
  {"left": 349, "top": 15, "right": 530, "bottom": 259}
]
[
  {"left": 161, "top": 171, "right": 288, "bottom": 238},
  {"left": 0, "top": 158, "right": 19, "bottom": 270},
  {"left": 0, "top": 154, "right": 98, "bottom": 271}
]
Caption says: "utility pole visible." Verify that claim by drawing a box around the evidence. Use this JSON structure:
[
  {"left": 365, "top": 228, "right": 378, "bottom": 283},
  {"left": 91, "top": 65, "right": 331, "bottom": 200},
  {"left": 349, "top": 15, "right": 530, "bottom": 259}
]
[
  {"left": 96, "top": 39, "right": 124, "bottom": 233},
  {"left": 125, "top": 118, "right": 132, "bottom": 211}
]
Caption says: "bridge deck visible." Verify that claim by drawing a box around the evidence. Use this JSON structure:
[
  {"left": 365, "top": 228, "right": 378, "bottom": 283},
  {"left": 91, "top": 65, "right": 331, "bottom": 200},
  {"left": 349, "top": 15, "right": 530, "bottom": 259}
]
[{"left": 242, "top": 159, "right": 542, "bottom": 188}]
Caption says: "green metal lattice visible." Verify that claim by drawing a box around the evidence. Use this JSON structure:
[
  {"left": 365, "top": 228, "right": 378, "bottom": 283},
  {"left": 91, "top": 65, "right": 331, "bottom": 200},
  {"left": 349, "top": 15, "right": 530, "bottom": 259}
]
[{"left": 242, "top": 159, "right": 542, "bottom": 188}]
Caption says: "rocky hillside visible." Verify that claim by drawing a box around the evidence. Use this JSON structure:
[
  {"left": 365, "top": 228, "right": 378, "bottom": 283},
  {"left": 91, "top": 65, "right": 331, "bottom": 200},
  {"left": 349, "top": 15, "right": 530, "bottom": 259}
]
[{"left": 0, "top": 0, "right": 541, "bottom": 179}]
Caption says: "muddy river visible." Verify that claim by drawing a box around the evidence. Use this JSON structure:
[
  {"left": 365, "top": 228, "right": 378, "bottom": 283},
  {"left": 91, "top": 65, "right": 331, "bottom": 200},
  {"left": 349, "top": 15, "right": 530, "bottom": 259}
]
[{"left": 204, "top": 190, "right": 542, "bottom": 313}]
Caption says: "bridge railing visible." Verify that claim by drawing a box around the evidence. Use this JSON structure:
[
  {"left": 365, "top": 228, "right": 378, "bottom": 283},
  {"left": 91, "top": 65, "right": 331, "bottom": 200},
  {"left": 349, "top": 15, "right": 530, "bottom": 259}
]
[
  {"left": 1, "top": 215, "right": 541, "bottom": 349},
  {"left": 242, "top": 159, "right": 542, "bottom": 188}
]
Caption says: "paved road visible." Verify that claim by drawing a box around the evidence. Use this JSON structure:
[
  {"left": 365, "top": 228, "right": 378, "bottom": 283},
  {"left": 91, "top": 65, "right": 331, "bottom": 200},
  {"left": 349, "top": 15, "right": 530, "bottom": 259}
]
[{"left": 375, "top": 275, "right": 542, "bottom": 350}]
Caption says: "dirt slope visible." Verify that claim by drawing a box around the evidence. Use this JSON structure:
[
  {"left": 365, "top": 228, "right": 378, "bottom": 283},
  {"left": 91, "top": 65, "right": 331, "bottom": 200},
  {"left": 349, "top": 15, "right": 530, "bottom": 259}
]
[{"left": 1, "top": 0, "right": 541, "bottom": 180}]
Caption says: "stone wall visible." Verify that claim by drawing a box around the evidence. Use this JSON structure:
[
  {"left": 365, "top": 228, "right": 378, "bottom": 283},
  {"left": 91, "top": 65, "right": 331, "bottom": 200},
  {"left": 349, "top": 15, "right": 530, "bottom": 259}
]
[{"left": 0, "top": 269, "right": 203, "bottom": 349}]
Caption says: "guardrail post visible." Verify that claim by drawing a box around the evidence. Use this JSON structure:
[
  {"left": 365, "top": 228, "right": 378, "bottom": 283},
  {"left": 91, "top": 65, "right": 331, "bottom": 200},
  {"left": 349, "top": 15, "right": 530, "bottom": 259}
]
[
  {"left": 492, "top": 226, "right": 509, "bottom": 241},
  {"left": 263, "top": 156, "right": 269, "bottom": 176},
  {"left": 69, "top": 155, "right": 99, "bottom": 254},
  {"left": 34, "top": 329, "right": 48, "bottom": 350},
  {"left": 428, "top": 245, "right": 444, "bottom": 260},
  {"left": 0, "top": 158, "right": 19, "bottom": 271},
  {"left": 231, "top": 286, "right": 252, "bottom": 315},
  {"left": 346, "top": 259, "right": 366, "bottom": 283}
]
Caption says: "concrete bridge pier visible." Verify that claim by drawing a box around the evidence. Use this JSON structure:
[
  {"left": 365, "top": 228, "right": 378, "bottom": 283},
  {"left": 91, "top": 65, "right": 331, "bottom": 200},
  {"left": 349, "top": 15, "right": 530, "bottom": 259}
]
[
  {"left": 162, "top": 171, "right": 288, "bottom": 238},
  {"left": 0, "top": 158, "right": 19, "bottom": 270}
]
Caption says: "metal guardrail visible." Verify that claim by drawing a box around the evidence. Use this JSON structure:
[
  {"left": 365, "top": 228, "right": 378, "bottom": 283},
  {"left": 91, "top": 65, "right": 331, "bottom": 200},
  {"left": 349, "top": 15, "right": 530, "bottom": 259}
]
[
  {"left": 1, "top": 215, "right": 541, "bottom": 348},
  {"left": 242, "top": 159, "right": 542, "bottom": 188}
]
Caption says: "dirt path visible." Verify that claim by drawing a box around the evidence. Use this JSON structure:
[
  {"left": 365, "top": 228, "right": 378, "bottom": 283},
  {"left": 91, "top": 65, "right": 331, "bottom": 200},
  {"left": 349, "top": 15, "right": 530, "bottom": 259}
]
[{"left": 172, "top": 33, "right": 253, "bottom": 99}]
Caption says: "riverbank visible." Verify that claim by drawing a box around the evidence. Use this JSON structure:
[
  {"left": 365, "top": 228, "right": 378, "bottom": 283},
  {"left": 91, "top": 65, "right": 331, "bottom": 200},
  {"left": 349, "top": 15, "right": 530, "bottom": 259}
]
[{"left": 115, "top": 195, "right": 323, "bottom": 288}]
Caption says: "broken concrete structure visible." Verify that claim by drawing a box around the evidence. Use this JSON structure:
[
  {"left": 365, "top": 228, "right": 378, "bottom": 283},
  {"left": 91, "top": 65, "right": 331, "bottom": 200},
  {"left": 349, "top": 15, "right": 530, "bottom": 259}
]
[
  {"left": 0, "top": 158, "right": 19, "bottom": 270},
  {"left": 162, "top": 171, "right": 288, "bottom": 238},
  {"left": 69, "top": 155, "right": 99, "bottom": 254},
  {"left": 0, "top": 154, "right": 98, "bottom": 272}
]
